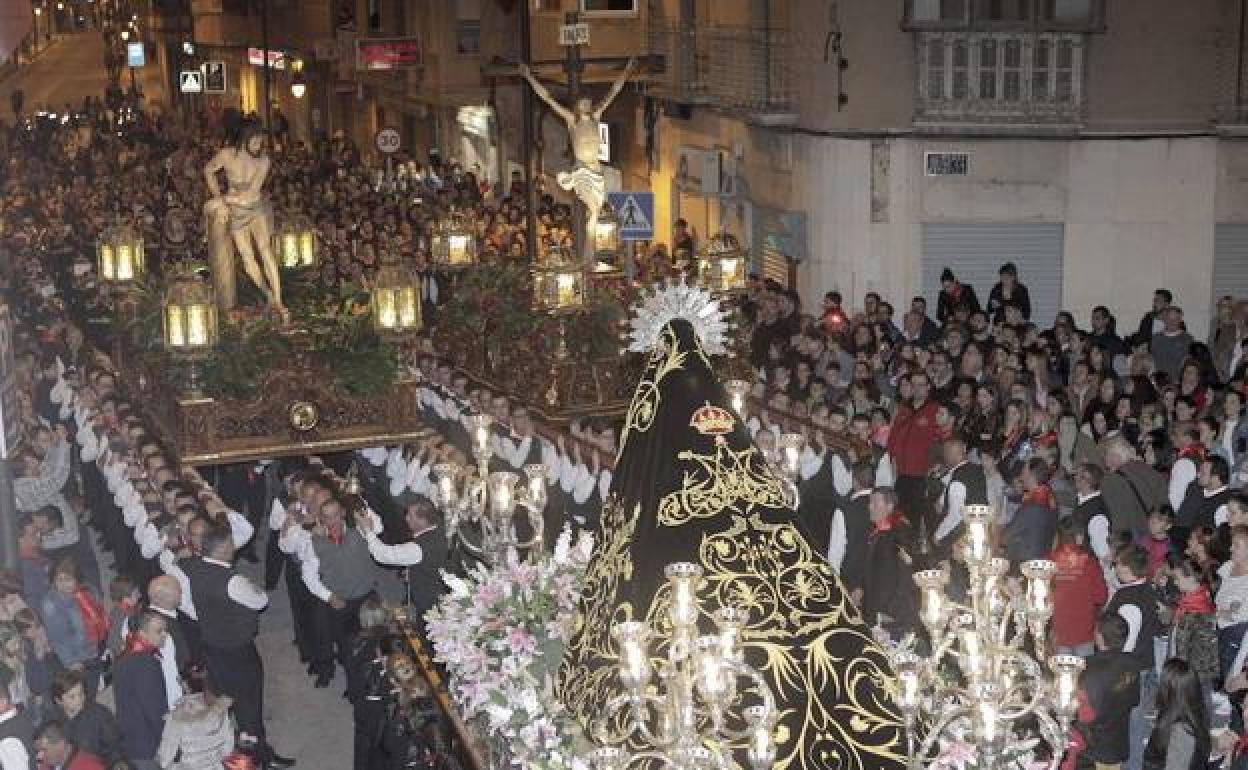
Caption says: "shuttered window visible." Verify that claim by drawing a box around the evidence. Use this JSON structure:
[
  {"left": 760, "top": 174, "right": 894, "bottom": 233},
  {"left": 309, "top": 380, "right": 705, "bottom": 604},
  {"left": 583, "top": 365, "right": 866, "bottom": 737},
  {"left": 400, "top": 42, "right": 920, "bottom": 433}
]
[
  {"left": 921, "top": 223, "right": 1065, "bottom": 325},
  {"left": 1214, "top": 225, "right": 1248, "bottom": 305}
]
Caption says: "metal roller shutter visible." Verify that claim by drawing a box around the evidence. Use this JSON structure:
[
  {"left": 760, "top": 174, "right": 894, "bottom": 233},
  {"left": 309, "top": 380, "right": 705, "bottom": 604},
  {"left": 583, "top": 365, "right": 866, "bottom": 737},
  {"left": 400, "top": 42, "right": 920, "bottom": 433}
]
[
  {"left": 921, "top": 223, "right": 1065, "bottom": 326},
  {"left": 1214, "top": 225, "right": 1248, "bottom": 304}
]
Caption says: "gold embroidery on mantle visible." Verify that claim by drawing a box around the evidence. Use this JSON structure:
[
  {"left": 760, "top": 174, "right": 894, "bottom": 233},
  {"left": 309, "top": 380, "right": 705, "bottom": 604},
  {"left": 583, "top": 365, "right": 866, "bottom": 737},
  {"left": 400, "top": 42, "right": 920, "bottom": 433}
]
[
  {"left": 657, "top": 438, "right": 791, "bottom": 527},
  {"left": 619, "top": 327, "right": 688, "bottom": 455}
]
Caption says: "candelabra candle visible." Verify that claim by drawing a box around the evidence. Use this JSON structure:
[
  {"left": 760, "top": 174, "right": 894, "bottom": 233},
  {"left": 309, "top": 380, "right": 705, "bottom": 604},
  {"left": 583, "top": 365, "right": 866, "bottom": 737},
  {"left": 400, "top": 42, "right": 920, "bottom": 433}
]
[
  {"left": 725, "top": 380, "right": 750, "bottom": 420},
  {"left": 778, "top": 433, "right": 804, "bottom": 480},
  {"left": 591, "top": 562, "right": 779, "bottom": 770},
  {"left": 1049, "top": 655, "right": 1085, "bottom": 719},
  {"left": 665, "top": 563, "right": 702, "bottom": 631},
  {"left": 963, "top": 505, "right": 994, "bottom": 564},
  {"left": 897, "top": 520, "right": 1081, "bottom": 770},
  {"left": 466, "top": 414, "right": 494, "bottom": 463},
  {"left": 913, "top": 569, "right": 948, "bottom": 632}
]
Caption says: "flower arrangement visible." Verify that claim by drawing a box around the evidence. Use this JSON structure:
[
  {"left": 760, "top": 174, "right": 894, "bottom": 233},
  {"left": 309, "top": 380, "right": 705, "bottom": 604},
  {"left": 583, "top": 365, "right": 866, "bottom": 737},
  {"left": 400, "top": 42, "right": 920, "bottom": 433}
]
[{"left": 426, "top": 528, "right": 594, "bottom": 770}]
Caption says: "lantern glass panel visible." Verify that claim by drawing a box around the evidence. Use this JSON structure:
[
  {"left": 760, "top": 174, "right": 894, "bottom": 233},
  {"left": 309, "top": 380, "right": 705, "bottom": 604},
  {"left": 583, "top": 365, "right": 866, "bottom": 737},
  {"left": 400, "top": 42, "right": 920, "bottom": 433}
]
[{"left": 165, "top": 305, "right": 185, "bottom": 349}]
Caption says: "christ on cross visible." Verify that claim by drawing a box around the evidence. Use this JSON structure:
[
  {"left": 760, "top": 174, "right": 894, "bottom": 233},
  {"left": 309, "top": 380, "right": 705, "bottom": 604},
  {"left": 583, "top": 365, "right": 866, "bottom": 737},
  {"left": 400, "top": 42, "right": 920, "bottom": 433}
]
[{"left": 519, "top": 58, "right": 636, "bottom": 258}]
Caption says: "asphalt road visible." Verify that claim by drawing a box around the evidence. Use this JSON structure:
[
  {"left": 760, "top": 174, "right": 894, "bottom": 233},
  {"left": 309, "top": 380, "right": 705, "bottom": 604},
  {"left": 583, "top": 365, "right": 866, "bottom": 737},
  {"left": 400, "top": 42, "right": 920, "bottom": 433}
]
[{"left": 0, "top": 30, "right": 166, "bottom": 118}]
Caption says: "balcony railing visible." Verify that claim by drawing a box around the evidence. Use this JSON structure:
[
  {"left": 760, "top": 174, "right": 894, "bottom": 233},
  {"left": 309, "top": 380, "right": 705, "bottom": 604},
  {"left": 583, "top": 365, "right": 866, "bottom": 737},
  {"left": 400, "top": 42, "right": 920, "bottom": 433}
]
[
  {"left": 915, "top": 30, "right": 1086, "bottom": 125},
  {"left": 647, "top": 22, "right": 795, "bottom": 121}
]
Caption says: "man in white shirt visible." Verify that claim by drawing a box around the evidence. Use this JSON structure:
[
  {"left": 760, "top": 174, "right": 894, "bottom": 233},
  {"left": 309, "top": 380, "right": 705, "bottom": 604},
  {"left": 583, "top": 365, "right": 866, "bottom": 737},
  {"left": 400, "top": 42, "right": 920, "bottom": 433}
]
[{"left": 0, "top": 677, "right": 32, "bottom": 770}]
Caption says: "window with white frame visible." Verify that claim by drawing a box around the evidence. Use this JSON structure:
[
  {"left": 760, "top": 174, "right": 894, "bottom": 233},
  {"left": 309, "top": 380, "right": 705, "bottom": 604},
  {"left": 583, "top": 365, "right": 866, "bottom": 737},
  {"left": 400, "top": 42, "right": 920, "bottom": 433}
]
[
  {"left": 579, "top": 0, "right": 637, "bottom": 14},
  {"left": 917, "top": 31, "right": 1085, "bottom": 121}
]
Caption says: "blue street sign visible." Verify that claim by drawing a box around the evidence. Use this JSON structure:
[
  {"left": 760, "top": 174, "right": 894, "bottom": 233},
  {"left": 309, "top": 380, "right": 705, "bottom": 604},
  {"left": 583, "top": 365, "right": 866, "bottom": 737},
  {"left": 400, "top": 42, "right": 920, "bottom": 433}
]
[{"left": 607, "top": 191, "right": 655, "bottom": 241}]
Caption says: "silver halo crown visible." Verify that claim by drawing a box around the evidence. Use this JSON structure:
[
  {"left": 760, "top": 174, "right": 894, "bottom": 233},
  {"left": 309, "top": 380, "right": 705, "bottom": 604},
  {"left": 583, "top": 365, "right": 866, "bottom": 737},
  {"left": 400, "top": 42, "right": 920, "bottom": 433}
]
[{"left": 625, "top": 279, "right": 733, "bottom": 356}]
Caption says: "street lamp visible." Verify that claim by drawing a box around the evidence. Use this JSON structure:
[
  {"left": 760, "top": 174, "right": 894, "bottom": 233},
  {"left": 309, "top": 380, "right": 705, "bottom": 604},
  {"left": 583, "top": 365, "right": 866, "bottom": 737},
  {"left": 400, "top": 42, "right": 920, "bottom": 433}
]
[{"left": 290, "top": 58, "right": 306, "bottom": 99}]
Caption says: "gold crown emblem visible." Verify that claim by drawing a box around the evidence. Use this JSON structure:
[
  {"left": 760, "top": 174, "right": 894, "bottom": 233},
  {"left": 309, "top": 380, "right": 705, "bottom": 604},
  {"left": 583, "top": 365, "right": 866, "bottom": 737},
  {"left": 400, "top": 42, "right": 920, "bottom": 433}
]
[{"left": 690, "top": 404, "right": 735, "bottom": 436}]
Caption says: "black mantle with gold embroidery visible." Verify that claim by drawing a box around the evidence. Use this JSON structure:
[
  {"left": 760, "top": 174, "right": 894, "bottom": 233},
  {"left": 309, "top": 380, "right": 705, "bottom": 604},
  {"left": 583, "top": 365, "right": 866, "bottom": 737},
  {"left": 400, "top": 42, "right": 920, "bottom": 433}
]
[{"left": 557, "top": 319, "right": 907, "bottom": 770}]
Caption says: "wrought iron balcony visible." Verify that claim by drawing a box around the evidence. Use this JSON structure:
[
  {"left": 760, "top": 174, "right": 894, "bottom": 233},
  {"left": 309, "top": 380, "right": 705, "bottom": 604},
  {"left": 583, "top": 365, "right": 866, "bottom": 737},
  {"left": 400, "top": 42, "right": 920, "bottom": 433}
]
[
  {"left": 647, "top": 21, "right": 795, "bottom": 124},
  {"left": 914, "top": 30, "right": 1086, "bottom": 127}
]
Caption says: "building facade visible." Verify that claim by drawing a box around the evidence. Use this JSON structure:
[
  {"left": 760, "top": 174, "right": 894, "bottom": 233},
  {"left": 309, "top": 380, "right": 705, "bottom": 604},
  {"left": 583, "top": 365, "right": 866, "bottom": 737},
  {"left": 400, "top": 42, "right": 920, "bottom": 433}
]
[{"left": 163, "top": 0, "right": 1248, "bottom": 337}]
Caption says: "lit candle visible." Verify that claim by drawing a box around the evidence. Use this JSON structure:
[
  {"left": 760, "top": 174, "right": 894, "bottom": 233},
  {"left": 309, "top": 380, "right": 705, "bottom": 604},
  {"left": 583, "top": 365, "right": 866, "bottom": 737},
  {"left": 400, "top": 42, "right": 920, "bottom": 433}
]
[
  {"left": 299, "top": 232, "right": 315, "bottom": 265},
  {"left": 166, "top": 306, "right": 184, "bottom": 348},
  {"left": 187, "top": 304, "right": 208, "bottom": 347},
  {"left": 958, "top": 618, "right": 987, "bottom": 683},
  {"left": 612, "top": 621, "right": 651, "bottom": 691},
  {"left": 714, "top": 606, "right": 744, "bottom": 662},
  {"left": 524, "top": 465, "right": 547, "bottom": 509},
  {"left": 747, "top": 722, "right": 775, "bottom": 770},
  {"left": 117, "top": 244, "right": 134, "bottom": 281},
  {"left": 973, "top": 691, "right": 999, "bottom": 745},
  {"left": 913, "top": 569, "right": 948, "bottom": 630},
  {"left": 779, "top": 433, "right": 804, "bottom": 479},
  {"left": 964, "top": 505, "right": 993, "bottom": 563},
  {"left": 893, "top": 653, "right": 922, "bottom": 715},
  {"left": 725, "top": 380, "right": 750, "bottom": 419},
  {"left": 1022, "top": 559, "right": 1057, "bottom": 616},
  {"left": 721, "top": 258, "right": 740, "bottom": 290},
  {"left": 665, "top": 563, "right": 703, "bottom": 630},
  {"left": 557, "top": 273, "right": 577, "bottom": 306},
  {"left": 377, "top": 288, "right": 397, "bottom": 329},
  {"left": 449, "top": 234, "right": 468, "bottom": 264},
  {"left": 488, "top": 472, "right": 517, "bottom": 519},
  {"left": 1049, "top": 654, "right": 1085, "bottom": 717},
  {"left": 100, "top": 244, "right": 115, "bottom": 280},
  {"left": 398, "top": 287, "right": 417, "bottom": 328},
  {"left": 695, "top": 635, "right": 728, "bottom": 702}
]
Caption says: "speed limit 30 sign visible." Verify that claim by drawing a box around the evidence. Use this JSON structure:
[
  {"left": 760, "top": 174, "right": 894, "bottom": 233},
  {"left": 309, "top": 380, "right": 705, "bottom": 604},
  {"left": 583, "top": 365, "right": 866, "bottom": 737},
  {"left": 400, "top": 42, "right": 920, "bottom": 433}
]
[{"left": 374, "top": 127, "right": 401, "bottom": 155}]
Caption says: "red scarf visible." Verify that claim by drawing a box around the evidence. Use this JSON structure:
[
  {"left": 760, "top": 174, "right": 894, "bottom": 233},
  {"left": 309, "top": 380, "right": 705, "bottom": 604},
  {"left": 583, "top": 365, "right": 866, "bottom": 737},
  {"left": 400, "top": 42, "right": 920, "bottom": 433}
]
[
  {"left": 1178, "top": 443, "right": 1206, "bottom": 463},
  {"left": 120, "top": 630, "right": 161, "bottom": 659},
  {"left": 1023, "top": 484, "right": 1056, "bottom": 510},
  {"left": 1032, "top": 430, "right": 1058, "bottom": 449},
  {"left": 870, "top": 510, "right": 907, "bottom": 539},
  {"left": 1173, "top": 586, "right": 1215, "bottom": 625}
]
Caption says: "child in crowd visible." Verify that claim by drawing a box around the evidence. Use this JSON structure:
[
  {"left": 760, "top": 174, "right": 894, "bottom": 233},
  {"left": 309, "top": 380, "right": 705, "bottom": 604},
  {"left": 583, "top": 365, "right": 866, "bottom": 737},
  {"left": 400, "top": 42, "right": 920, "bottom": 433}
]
[
  {"left": 1076, "top": 615, "right": 1141, "bottom": 770},
  {"left": 1138, "top": 507, "right": 1177, "bottom": 580}
]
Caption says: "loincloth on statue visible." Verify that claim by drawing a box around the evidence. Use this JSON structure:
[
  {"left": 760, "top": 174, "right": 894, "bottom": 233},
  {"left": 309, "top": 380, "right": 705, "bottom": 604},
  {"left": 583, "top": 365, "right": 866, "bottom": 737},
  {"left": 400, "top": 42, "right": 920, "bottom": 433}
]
[
  {"left": 225, "top": 197, "right": 273, "bottom": 234},
  {"left": 556, "top": 165, "right": 605, "bottom": 206}
]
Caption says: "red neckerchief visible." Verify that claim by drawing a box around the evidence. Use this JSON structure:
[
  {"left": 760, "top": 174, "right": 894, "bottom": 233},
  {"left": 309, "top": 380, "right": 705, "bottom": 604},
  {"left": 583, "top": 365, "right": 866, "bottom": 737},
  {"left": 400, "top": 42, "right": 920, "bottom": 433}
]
[
  {"left": 327, "top": 523, "right": 345, "bottom": 546},
  {"left": 870, "top": 510, "right": 907, "bottom": 539},
  {"left": 1023, "top": 484, "right": 1056, "bottom": 509},
  {"left": 121, "top": 630, "right": 161, "bottom": 659},
  {"left": 1174, "top": 585, "right": 1215, "bottom": 625},
  {"left": 1032, "top": 431, "right": 1058, "bottom": 449},
  {"left": 948, "top": 282, "right": 963, "bottom": 301},
  {"left": 1178, "top": 443, "right": 1206, "bottom": 463},
  {"left": 1003, "top": 427, "right": 1022, "bottom": 449}
]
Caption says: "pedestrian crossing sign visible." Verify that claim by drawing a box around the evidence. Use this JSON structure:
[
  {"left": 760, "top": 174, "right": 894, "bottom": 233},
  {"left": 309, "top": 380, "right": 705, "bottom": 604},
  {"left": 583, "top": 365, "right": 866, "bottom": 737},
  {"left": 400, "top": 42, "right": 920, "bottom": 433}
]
[
  {"left": 607, "top": 191, "right": 655, "bottom": 241},
  {"left": 179, "top": 70, "right": 204, "bottom": 94}
]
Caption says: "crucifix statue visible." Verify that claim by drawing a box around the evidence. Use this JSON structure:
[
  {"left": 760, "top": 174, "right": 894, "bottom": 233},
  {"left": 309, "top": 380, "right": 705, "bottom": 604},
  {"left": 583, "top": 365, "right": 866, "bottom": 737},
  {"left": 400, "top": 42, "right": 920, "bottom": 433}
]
[{"left": 520, "top": 57, "right": 636, "bottom": 259}]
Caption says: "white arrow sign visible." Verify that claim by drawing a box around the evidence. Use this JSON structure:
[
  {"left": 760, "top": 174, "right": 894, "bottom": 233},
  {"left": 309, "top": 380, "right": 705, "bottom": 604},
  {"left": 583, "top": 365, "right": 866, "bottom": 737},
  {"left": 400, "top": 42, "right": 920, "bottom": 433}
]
[{"left": 179, "top": 70, "right": 204, "bottom": 94}]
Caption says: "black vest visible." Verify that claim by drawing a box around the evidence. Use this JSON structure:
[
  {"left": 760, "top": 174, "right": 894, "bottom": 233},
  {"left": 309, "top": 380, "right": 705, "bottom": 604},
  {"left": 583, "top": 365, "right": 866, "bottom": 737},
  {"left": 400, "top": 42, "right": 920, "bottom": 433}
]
[
  {"left": 950, "top": 462, "right": 988, "bottom": 505},
  {"left": 181, "top": 558, "right": 259, "bottom": 648},
  {"left": 839, "top": 493, "right": 872, "bottom": 593},
  {"left": 0, "top": 707, "right": 34, "bottom": 769},
  {"left": 1176, "top": 483, "right": 1233, "bottom": 531},
  {"left": 1104, "top": 581, "right": 1163, "bottom": 672},
  {"left": 1073, "top": 493, "right": 1111, "bottom": 543}
]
